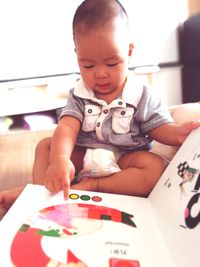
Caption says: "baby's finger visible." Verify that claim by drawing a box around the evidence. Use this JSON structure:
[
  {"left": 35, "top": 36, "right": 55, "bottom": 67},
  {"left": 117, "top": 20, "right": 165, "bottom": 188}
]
[
  {"left": 62, "top": 178, "right": 70, "bottom": 200},
  {"left": 53, "top": 178, "right": 63, "bottom": 193},
  {"left": 45, "top": 179, "right": 57, "bottom": 195}
]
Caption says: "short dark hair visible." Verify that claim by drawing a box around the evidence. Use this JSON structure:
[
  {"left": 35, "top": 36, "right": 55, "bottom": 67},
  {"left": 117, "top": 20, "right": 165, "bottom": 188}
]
[{"left": 72, "top": 0, "right": 129, "bottom": 41}]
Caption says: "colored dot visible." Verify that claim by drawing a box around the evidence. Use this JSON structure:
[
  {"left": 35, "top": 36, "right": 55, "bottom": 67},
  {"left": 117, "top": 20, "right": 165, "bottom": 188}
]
[
  {"left": 184, "top": 208, "right": 189, "bottom": 218},
  {"left": 80, "top": 195, "right": 91, "bottom": 201},
  {"left": 92, "top": 196, "right": 102, "bottom": 202},
  {"left": 69, "top": 193, "right": 79, "bottom": 200}
]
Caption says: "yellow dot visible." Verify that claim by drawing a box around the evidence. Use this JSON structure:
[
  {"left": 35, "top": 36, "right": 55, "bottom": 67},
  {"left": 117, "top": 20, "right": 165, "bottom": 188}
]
[{"left": 69, "top": 193, "right": 79, "bottom": 200}]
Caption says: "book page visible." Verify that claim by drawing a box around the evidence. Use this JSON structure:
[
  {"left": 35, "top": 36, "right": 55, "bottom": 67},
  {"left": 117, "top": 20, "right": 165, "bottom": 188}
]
[
  {"left": 150, "top": 128, "right": 200, "bottom": 267},
  {"left": 0, "top": 185, "right": 173, "bottom": 267}
]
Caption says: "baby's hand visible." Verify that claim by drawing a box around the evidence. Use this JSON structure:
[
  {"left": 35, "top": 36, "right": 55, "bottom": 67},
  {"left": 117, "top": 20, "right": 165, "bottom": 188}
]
[
  {"left": 177, "top": 120, "right": 200, "bottom": 144},
  {"left": 44, "top": 157, "right": 75, "bottom": 199}
]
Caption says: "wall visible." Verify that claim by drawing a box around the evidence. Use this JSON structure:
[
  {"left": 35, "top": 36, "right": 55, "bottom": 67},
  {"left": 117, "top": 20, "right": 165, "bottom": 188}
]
[
  {"left": 0, "top": 0, "right": 186, "bottom": 81},
  {"left": 137, "top": 0, "right": 200, "bottom": 106},
  {"left": 188, "top": 0, "right": 200, "bottom": 16},
  {"left": 0, "top": 0, "right": 196, "bottom": 111}
]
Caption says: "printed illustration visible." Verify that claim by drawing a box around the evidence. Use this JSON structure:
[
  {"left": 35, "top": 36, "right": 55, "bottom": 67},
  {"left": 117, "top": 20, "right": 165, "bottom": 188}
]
[
  {"left": 10, "top": 193, "right": 139, "bottom": 267},
  {"left": 177, "top": 161, "right": 199, "bottom": 187},
  {"left": 176, "top": 144, "right": 200, "bottom": 229}
]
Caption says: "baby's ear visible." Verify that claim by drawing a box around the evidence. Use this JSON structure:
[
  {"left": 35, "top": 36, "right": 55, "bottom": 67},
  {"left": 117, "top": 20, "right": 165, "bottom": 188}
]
[{"left": 128, "top": 43, "right": 134, "bottom": 57}]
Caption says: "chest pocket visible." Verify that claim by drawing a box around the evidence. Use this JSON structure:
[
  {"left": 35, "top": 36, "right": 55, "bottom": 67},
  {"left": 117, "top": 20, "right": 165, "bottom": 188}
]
[
  {"left": 82, "top": 104, "right": 101, "bottom": 132},
  {"left": 112, "top": 107, "right": 134, "bottom": 134}
]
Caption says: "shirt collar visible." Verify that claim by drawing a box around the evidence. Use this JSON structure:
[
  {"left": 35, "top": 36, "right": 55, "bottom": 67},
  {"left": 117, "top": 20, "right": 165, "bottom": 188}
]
[{"left": 73, "top": 72, "right": 143, "bottom": 108}]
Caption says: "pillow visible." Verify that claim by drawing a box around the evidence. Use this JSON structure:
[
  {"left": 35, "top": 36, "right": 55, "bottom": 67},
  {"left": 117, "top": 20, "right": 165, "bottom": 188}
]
[{"left": 151, "top": 102, "right": 200, "bottom": 162}]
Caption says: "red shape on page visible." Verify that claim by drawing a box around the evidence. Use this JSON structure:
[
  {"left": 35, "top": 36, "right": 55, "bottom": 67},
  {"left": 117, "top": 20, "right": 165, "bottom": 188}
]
[
  {"left": 109, "top": 258, "right": 140, "bottom": 267},
  {"left": 67, "top": 249, "right": 80, "bottom": 263}
]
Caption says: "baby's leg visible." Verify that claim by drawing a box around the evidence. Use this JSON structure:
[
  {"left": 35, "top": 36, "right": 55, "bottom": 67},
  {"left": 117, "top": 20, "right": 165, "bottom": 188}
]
[
  {"left": 72, "top": 150, "right": 167, "bottom": 197},
  {"left": 0, "top": 137, "right": 85, "bottom": 213},
  {"left": 116, "top": 150, "right": 168, "bottom": 196},
  {"left": 0, "top": 187, "right": 24, "bottom": 214},
  {"left": 0, "top": 137, "right": 52, "bottom": 213},
  {"left": 32, "top": 137, "right": 52, "bottom": 185},
  {"left": 33, "top": 137, "right": 86, "bottom": 184}
]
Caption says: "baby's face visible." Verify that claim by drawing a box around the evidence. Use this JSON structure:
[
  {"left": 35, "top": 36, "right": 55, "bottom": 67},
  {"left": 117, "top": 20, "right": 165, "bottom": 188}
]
[{"left": 74, "top": 19, "right": 133, "bottom": 102}]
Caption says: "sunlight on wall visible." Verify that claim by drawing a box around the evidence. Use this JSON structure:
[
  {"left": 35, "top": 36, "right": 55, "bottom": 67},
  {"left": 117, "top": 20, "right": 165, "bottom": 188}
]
[{"left": 0, "top": 0, "right": 188, "bottom": 81}]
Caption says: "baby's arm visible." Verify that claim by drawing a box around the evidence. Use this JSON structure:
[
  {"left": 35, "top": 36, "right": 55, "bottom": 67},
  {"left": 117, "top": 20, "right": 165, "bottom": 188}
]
[
  {"left": 149, "top": 120, "right": 200, "bottom": 146},
  {"left": 45, "top": 116, "right": 81, "bottom": 199}
]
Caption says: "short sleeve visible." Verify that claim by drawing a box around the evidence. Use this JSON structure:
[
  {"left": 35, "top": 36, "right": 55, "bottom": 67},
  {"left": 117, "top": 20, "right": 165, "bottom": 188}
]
[
  {"left": 134, "top": 86, "right": 174, "bottom": 133},
  {"left": 59, "top": 89, "right": 84, "bottom": 123}
]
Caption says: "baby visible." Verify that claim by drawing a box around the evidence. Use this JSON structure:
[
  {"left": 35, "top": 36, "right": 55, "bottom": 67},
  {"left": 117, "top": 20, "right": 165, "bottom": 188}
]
[{"left": 0, "top": 0, "right": 199, "bottom": 212}]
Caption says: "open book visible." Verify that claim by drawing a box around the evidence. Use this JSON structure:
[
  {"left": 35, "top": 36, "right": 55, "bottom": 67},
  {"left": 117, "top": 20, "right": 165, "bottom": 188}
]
[{"left": 0, "top": 128, "right": 199, "bottom": 267}]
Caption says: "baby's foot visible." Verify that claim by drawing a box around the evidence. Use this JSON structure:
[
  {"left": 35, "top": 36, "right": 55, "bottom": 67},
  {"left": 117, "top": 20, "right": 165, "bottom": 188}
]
[{"left": 0, "top": 187, "right": 24, "bottom": 212}]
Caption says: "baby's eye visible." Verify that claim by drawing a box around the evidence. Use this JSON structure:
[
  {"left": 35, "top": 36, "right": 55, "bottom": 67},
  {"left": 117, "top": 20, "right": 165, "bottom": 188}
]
[
  {"left": 83, "top": 65, "right": 94, "bottom": 69},
  {"left": 107, "top": 62, "right": 119, "bottom": 67}
]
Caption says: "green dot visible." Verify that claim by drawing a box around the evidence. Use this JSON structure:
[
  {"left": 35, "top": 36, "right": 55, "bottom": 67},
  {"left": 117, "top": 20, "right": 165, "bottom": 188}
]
[{"left": 80, "top": 194, "right": 90, "bottom": 201}]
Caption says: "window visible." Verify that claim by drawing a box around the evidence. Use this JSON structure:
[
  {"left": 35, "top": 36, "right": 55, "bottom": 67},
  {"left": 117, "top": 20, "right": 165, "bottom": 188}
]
[{"left": 0, "top": 0, "right": 182, "bottom": 81}]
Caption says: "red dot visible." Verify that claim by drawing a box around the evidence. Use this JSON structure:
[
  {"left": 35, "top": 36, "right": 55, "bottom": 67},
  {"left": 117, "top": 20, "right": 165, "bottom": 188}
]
[{"left": 92, "top": 196, "right": 102, "bottom": 202}]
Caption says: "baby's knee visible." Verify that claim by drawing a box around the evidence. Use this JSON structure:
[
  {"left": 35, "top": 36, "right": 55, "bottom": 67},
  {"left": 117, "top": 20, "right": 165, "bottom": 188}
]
[
  {"left": 149, "top": 153, "right": 168, "bottom": 175},
  {"left": 143, "top": 154, "right": 167, "bottom": 195},
  {"left": 35, "top": 137, "right": 51, "bottom": 154},
  {"left": 134, "top": 151, "right": 167, "bottom": 180}
]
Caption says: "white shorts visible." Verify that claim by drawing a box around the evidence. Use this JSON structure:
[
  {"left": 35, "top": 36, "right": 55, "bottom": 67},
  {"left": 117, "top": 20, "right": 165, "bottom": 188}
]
[{"left": 77, "top": 148, "right": 122, "bottom": 181}]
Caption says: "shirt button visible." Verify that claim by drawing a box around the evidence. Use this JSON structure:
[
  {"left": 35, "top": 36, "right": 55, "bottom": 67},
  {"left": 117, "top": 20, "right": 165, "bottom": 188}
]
[
  {"left": 121, "top": 111, "right": 126, "bottom": 115},
  {"left": 103, "top": 109, "right": 108, "bottom": 114},
  {"left": 88, "top": 109, "right": 92, "bottom": 113},
  {"left": 118, "top": 101, "right": 123, "bottom": 105},
  {"left": 96, "top": 122, "right": 100, "bottom": 127}
]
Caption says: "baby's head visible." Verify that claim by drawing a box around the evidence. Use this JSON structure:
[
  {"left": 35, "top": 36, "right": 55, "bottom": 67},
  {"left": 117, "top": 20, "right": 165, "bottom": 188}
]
[
  {"left": 72, "top": 0, "right": 129, "bottom": 42},
  {"left": 72, "top": 0, "right": 134, "bottom": 102}
]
